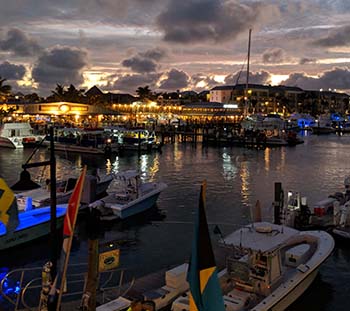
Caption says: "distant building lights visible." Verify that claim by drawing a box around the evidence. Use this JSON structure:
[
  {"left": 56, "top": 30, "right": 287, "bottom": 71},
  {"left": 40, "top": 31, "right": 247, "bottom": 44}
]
[{"left": 223, "top": 104, "right": 238, "bottom": 109}]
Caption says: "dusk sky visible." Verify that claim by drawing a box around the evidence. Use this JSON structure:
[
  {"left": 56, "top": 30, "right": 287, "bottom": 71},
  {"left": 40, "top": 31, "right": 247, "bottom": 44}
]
[{"left": 1, "top": 0, "right": 350, "bottom": 96}]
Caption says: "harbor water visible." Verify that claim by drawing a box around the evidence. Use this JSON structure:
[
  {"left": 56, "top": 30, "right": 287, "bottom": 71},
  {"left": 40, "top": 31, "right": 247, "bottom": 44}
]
[{"left": 1, "top": 134, "right": 350, "bottom": 310}]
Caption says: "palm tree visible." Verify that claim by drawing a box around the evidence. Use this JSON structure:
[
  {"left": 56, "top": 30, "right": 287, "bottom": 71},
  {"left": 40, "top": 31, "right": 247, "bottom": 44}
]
[
  {"left": 136, "top": 85, "right": 152, "bottom": 101},
  {"left": 47, "top": 84, "right": 85, "bottom": 103},
  {"left": 0, "top": 77, "right": 12, "bottom": 102},
  {"left": 48, "top": 84, "right": 66, "bottom": 102}
]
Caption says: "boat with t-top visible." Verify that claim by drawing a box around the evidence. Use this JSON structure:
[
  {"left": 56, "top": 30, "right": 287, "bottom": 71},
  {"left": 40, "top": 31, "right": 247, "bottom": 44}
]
[
  {"left": 172, "top": 222, "right": 334, "bottom": 311},
  {"left": 90, "top": 170, "right": 167, "bottom": 220}
]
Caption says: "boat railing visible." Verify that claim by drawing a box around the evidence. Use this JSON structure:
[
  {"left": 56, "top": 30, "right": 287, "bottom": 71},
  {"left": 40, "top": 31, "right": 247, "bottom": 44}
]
[{"left": 0, "top": 263, "right": 135, "bottom": 310}]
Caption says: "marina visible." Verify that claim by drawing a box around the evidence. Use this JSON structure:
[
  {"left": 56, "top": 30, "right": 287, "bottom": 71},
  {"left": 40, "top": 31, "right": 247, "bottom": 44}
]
[{"left": 0, "top": 133, "right": 350, "bottom": 310}]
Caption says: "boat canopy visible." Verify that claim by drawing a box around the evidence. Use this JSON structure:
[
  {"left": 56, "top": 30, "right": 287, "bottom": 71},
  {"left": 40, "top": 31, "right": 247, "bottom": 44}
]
[{"left": 222, "top": 222, "right": 299, "bottom": 253}]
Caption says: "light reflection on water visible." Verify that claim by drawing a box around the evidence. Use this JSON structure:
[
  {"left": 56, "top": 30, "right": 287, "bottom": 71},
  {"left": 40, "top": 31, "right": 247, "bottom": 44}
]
[{"left": 0, "top": 134, "right": 350, "bottom": 310}]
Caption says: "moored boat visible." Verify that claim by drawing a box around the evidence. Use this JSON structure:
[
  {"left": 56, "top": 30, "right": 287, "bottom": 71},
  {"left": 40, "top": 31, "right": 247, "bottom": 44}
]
[
  {"left": 0, "top": 205, "right": 67, "bottom": 250},
  {"left": 90, "top": 170, "right": 167, "bottom": 220},
  {"left": 16, "top": 173, "right": 113, "bottom": 210},
  {"left": 48, "top": 127, "right": 119, "bottom": 155},
  {"left": 172, "top": 222, "right": 334, "bottom": 311},
  {"left": 0, "top": 123, "right": 45, "bottom": 149}
]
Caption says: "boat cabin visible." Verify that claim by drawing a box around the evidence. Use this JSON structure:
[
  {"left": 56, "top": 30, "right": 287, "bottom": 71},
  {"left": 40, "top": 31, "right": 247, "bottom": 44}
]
[{"left": 222, "top": 223, "right": 312, "bottom": 297}]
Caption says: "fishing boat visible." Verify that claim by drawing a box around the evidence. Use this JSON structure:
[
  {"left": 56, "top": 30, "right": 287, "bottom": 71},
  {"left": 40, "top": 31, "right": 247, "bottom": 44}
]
[
  {"left": 119, "top": 128, "right": 160, "bottom": 151},
  {"left": 90, "top": 170, "right": 167, "bottom": 220},
  {"left": 284, "top": 177, "right": 350, "bottom": 239},
  {"left": 0, "top": 123, "right": 45, "bottom": 149},
  {"left": 16, "top": 173, "right": 113, "bottom": 210},
  {"left": 49, "top": 127, "right": 119, "bottom": 155},
  {"left": 172, "top": 222, "right": 334, "bottom": 311},
  {"left": 0, "top": 205, "right": 67, "bottom": 250}
]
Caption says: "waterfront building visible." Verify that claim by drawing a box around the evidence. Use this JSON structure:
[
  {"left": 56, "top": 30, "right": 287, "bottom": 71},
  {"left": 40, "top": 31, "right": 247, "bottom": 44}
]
[{"left": 209, "top": 83, "right": 350, "bottom": 115}]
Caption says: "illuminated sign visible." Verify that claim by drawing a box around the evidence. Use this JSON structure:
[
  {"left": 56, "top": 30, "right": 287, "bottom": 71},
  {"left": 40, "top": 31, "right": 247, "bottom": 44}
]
[{"left": 223, "top": 104, "right": 238, "bottom": 109}]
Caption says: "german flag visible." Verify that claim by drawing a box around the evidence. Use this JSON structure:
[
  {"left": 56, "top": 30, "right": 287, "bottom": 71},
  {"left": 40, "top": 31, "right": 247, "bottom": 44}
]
[{"left": 187, "top": 181, "right": 225, "bottom": 311}]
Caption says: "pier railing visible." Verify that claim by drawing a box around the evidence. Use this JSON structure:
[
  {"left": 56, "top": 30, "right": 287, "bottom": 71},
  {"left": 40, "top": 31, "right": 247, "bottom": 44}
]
[{"left": 0, "top": 263, "right": 135, "bottom": 310}]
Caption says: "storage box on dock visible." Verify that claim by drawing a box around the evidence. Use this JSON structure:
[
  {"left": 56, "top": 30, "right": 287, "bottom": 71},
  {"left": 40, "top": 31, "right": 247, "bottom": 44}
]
[
  {"left": 312, "top": 198, "right": 337, "bottom": 216},
  {"left": 165, "top": 263, "right": 188, "bottom": 288}
]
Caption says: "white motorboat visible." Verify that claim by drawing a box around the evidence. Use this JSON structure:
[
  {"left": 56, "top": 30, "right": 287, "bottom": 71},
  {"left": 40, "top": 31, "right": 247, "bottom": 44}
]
[
  {"left": 0, "top": 123, "right": 45, "bottom": 149},
  {"left": 90, "top": 170, "right": 167, "bottom": 220},
  {"left": 16, "top": 173, "right": 113, "bottom": 210},
  {"left": 172, "top": 222, "right": 334, "bottom": 311}
]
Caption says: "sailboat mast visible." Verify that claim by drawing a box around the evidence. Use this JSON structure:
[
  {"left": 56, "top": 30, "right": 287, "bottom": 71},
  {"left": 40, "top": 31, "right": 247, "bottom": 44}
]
[{"left": 245, "top": 28, "right": 252, "bottom": 117}]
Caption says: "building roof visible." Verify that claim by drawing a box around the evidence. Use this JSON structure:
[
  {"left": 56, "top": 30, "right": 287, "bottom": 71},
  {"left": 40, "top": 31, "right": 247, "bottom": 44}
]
[
  {"left": 211, "top": 85, "right": 235, "bottom": 91},
  {"left": 85, "top": 85, "right": 104, "bottom": 96},
  {"left": 183, "top": 101, "right": 224, "bottom": 108},
  {"left": 104, "top": 93, "right": 136, "bottom": 104}
]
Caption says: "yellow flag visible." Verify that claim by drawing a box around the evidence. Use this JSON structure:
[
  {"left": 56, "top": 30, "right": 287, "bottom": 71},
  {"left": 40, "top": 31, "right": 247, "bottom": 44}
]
[{"left": 0, "top": 178, "right": 19, "bottom": 233}]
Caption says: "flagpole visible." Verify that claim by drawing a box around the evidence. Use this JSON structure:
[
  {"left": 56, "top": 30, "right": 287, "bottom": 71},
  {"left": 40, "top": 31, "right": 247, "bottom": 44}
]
[
  {"left": 49, "top": 126, "right": 58, "bottom": 277},
  {"left": 56, "top": 235, "right": 74, "bottom": 310},
  {"left": 56, "top": 166, "right": 87, "bottom": 311}
]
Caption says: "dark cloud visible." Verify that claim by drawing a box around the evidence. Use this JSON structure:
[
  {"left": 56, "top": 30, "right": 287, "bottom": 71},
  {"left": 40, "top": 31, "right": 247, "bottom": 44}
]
[
  {"left": 0, "top": 61, "right": 26, "bottom": 80},
  {"left": 299, "top": 57, "right": 317, "bottom": 65},
  {"left": 159, "top": 69, "right": 190, "bottom": 90},
  {"left": 140, "top": 47, "right": 167, "bottom": 61},
  {"left": 313, "top": 25, "right": 350, "bottom": 47},
  {"left": 156, "top": 0, "right": 261, "bottom": 43},
  {"left": 262, "top": 48, "right": 285, "bottom": 63},
  {"left": 108, "top": 73, "right": 161, "bottom": 93},
  {"left": 32, "top": 46, "right": 88, "bottom": 88},
  {"left": 282, "top": 67, "right": 350, "bottom": 90},
  {"left": 122, "top": 56, "right": 157, "bottom": 73},
  {"left": 121, "top": 47, "right": 167, "bottom": 73},
  {"left": 225, "top": 70, "right": 272, "bottom": 85},
  {"left": 0, "top": 28, "right": 42, "bottom": 57}
]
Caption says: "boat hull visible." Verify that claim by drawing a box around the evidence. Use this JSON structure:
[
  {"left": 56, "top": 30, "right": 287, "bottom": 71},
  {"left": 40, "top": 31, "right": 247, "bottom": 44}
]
[
  {"left": 0, "top": 137, "right": 18, "bottom": 149},
  {"left": 269, "top": 269, "right": 318, "bottom": 311},
  {"left": 0, "top": 206, "right": 66, "bottom": 250},
  {"left": 117, "top": 191, "right": 162, "bottom": 219}
]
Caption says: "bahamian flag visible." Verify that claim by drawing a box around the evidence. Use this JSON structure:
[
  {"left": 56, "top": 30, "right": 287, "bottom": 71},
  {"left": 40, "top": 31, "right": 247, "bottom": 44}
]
[
  {"left": 187, "top": 181, "right": 225, "bottom": 311},
  {"left": 0, "top": 178, "right": 19, "bottom": 234}
]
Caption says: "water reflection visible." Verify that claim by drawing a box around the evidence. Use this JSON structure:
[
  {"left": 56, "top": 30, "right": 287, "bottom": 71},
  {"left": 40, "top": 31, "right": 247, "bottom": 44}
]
[
  {"left": 222, "top": 152, "right": 237, "bottom": 181},
  {"left": 239, "top": 161, "right": 250, "bottom": 207},
  {"left": 264, "top": 148, "right": 270, "bottom": 171}
]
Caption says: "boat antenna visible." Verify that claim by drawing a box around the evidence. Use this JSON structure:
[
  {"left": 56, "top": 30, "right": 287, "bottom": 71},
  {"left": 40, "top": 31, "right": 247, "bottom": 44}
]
[{"left": 244, "top": 28, "right": 252, "bottom": 117}]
